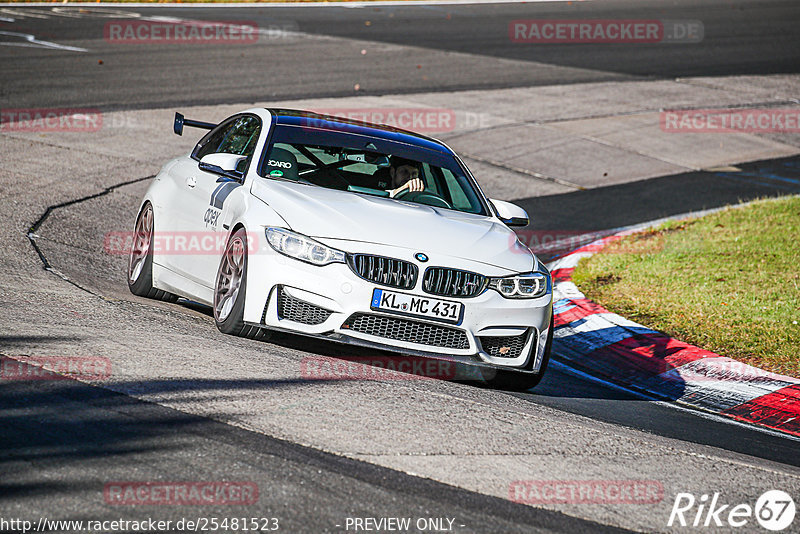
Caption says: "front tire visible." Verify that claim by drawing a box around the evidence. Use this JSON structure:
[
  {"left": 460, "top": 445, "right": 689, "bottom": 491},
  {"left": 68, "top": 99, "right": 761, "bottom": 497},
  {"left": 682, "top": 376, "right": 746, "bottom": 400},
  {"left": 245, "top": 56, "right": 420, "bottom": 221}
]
[
  {"left": 213, "top": 227, "right": 269, "bottom": 340},
  {"left": 483, "top": 313, "right": 554, "bottom": 391},
  {"left": 128, "top": 202, "right": 178, "bottom": 302}
]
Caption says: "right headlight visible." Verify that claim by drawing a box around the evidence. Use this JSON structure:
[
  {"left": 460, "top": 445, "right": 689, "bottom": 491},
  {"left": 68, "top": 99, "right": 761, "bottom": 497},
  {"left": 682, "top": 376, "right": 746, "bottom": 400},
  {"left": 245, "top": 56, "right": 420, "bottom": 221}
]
[
  {"left": 488, "top": 272, "right": 550, "bottom": 299},
  {"left": 265, "top": 227, "right": 346, "bottom": 266}
]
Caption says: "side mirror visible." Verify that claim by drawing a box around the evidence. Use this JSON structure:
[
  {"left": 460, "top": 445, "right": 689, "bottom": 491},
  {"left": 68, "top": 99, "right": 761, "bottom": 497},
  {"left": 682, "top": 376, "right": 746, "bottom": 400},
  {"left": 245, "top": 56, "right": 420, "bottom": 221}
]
[
  {"left": 199, "top": 153, "right": 246, "bottom": 182},
  {"left": 490, "top": 199, "right": 529, "bottom": 227}
]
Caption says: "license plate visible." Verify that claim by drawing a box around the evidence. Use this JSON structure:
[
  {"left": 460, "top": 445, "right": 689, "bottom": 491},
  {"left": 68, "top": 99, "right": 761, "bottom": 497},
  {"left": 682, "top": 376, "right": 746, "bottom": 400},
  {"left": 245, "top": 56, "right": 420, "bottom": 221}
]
[{"left": 370, "top": 288, "right": 463, "bottom": 324}]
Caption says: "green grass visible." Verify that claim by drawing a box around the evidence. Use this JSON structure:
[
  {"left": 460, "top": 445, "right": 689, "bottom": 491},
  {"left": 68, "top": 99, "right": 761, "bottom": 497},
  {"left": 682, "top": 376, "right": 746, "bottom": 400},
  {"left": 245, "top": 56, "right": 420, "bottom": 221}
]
[{"left": 572, "top": 195, "right": 800, "bottom": 377}]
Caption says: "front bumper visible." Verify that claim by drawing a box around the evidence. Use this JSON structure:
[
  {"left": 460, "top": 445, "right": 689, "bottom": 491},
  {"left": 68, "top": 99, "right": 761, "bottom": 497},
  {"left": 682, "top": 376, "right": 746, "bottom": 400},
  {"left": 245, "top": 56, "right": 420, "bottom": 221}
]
[{"left": 243, "top": 242, "right": 553, "bottom": 373}]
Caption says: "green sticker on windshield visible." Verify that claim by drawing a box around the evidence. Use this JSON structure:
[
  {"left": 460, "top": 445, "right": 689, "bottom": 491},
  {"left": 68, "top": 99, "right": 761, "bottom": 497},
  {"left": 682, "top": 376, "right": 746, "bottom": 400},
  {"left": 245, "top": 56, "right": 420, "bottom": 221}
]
[{"left": 270, "top": 170, "right": 284, "bottom": 177}]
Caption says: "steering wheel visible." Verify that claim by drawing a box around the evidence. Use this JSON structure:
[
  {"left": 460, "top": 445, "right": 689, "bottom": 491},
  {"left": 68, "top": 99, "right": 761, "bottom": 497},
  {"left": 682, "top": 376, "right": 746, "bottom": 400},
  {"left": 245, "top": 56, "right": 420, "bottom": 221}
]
[{"left": 394, "top": 189, "right": 453, "bottom": 209}]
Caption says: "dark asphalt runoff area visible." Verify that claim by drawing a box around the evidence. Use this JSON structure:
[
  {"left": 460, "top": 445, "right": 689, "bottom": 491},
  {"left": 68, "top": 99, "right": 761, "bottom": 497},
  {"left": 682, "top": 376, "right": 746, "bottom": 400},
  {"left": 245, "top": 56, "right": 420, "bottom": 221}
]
[{"left": 2, "top": 1, "right": 800, "bottom": 532}]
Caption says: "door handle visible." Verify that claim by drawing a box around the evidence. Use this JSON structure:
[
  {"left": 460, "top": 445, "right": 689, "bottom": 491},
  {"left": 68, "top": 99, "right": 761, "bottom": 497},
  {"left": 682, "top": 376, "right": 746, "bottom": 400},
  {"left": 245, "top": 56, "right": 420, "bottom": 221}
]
[{"left": 186, "top": 176, "right": 197, "bottom": 188}]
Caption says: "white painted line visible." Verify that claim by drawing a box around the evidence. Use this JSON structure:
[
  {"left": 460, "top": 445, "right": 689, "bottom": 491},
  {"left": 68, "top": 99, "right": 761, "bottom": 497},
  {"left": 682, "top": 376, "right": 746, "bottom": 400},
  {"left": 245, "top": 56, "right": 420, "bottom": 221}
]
[
  {"left": 676, "top": 380, "right": 791, "bottom": 412},
  {"left": 667, "top": 357, "right": 800, "bottom": 387},
  {"left": 0, "top": 31, "right": 88, "bottom": 52},
  {"left": 50, "top": 6, "right": 142, "bottom": 18},
  {"left": 0, "top": 7, "right": 49, "bottom": 18},
  {"left": 554, "top": 313, "right": 658, "bottom": 353},
  {"left": 548, "top": 251, "right": 593, "bottom": 270},
  {"left": 550, "top": 360, "right": 800, "bottom": 443},
  {"left": 552, "top": 280, "right": 583, "bottom": 301},
  {"left": 555, "top": 312, "right": 649, "bottom": 335}
]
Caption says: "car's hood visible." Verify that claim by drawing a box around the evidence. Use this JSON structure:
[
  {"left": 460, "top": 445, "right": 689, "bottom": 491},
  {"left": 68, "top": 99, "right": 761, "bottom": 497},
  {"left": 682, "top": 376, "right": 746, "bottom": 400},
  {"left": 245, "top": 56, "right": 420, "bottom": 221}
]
[{"left": 251, "top": 179, "right": 534, "bottom": 272}]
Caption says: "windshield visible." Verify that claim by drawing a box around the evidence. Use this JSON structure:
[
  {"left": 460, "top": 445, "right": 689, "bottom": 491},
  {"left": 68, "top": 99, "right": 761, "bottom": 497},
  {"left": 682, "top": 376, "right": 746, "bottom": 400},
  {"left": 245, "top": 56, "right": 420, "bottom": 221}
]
[{"left": 258, "top": 124, "right": 487, "bottom": 215}]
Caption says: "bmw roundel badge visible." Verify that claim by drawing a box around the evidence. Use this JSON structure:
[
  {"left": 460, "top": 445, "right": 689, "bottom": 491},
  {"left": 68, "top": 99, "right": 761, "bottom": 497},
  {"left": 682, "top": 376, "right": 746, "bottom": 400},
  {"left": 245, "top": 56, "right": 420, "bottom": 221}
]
[{"left": 415, "top": 253, "right": 428, "bottom": 262}]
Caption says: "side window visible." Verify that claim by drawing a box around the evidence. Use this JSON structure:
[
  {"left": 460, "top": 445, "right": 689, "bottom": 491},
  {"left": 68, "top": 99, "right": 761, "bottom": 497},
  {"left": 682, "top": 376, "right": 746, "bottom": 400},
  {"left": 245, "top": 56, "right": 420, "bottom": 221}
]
[
  {"left": 217, "top": 116, "right": 260, "bottom": 157},
  {"left": 193, "top": 116, "right": 261, "bottom": 162},
  {"left": 193, "top": 119, "right": 234, "bottom": 161}
]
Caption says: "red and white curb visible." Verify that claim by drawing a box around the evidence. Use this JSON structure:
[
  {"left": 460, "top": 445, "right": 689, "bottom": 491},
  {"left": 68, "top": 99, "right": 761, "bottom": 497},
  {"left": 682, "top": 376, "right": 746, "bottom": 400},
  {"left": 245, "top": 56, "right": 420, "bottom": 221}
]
[{"left": 547, "top": 231, "right": 800, "bottom": 438}]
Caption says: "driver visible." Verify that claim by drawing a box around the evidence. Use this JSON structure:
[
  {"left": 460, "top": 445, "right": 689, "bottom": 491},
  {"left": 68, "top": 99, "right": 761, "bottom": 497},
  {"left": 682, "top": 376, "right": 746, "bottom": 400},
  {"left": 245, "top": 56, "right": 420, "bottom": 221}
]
[{"left": 386, "top": 156, "right": 426, "bottom": 198}]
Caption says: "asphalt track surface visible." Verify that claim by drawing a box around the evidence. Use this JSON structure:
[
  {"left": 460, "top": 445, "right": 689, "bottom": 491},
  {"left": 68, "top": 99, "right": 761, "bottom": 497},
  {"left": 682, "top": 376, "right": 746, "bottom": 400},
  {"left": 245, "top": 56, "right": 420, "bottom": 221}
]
[
  {"left": 1, "top": 366, "right": 626, "bottom": 533},
  {"left": 1, "top": 0, "right": 799, "bottom": 110},
  {"left": 2, "top": 1, "right": 800, "bottom": 532}
]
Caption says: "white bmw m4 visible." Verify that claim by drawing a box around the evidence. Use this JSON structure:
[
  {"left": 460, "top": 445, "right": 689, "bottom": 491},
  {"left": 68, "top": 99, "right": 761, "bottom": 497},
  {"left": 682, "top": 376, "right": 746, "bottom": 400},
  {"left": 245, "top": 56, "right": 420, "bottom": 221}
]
[{"left": 128, "top": 109, "right": 553, "bottom": 389}]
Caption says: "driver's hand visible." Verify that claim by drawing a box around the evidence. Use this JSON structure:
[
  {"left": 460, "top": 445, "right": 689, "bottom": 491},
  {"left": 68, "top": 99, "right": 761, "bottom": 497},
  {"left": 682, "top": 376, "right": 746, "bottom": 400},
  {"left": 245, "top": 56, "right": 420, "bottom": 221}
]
[
  {"left": 389, "top": 178, "right": 425, "bottom": 198},
  {"left": 406, "top": 178, "right": 425, "bottom": 192}
]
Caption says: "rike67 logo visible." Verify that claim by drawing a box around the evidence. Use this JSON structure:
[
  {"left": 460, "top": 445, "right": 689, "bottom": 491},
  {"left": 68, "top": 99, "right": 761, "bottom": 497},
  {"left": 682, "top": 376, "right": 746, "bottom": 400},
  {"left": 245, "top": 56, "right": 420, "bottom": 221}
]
[{"left": 668, "top": 490, "right": 795, "bottom": 531}]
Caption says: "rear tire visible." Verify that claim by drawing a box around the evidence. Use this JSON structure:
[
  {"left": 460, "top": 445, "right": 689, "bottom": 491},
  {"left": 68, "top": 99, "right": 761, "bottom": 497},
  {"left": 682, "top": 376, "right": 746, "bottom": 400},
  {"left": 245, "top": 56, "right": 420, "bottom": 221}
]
[
  {"left": 128, "top": 202, "right": 178, "bottom": 302},
  {"left": 213, "top": 227, "right": 269, "bottom": 341},
  {"left": 483, "top": 313, "right": 554, "bottom": 391}
]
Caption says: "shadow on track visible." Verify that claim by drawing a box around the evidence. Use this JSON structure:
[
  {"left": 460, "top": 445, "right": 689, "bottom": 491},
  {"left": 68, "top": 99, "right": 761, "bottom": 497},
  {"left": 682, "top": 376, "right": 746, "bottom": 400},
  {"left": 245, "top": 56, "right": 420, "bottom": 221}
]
[
  {"left": 0, "top": 355, "right": 629, "bottom": 533},
  {"left": 179, "top": 300, "right": 677, "bottom": 401}
]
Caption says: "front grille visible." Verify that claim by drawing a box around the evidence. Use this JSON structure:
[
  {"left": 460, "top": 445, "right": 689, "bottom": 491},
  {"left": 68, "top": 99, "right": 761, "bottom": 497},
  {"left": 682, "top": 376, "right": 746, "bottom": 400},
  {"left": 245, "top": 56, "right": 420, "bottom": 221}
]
[
  {"left": 275, "top": 286, "right": 332, "bottom": 325},
  {"left": 422, "top": 267, "right": 488, "bottom": 298},
  {"left": 479, "top": 330, "right": 532, "bottom": 358},
  {"left": 342, "top": 313, "right": 469, "bottom": 350},
  {"left": 348, "top": 254, "right": 417, "bottom": 290}
]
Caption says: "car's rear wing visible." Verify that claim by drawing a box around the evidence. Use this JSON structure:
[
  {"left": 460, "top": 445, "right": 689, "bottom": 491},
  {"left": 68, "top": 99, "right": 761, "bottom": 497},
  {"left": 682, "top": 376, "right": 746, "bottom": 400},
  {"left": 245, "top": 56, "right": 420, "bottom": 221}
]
[{"left": 173, "top": 112, "right": 216, "bottom": 136}]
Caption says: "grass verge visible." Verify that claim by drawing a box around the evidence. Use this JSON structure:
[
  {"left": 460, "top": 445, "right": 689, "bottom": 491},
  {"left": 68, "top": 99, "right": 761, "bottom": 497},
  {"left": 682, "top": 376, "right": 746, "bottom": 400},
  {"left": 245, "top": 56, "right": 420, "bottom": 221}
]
[{"left": 572, "top": 196, "right": 800, "bottom": 378}]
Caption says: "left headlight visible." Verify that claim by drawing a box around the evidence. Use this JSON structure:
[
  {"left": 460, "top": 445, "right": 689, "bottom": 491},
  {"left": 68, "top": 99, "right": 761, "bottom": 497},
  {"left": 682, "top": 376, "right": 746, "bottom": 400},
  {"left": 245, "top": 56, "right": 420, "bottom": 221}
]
[
  {"left": 266, "top": 227, "right": 346, "bottom": 266},
  {"left": 488, "top": 272, "right": 550, "bottom": 299}
]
